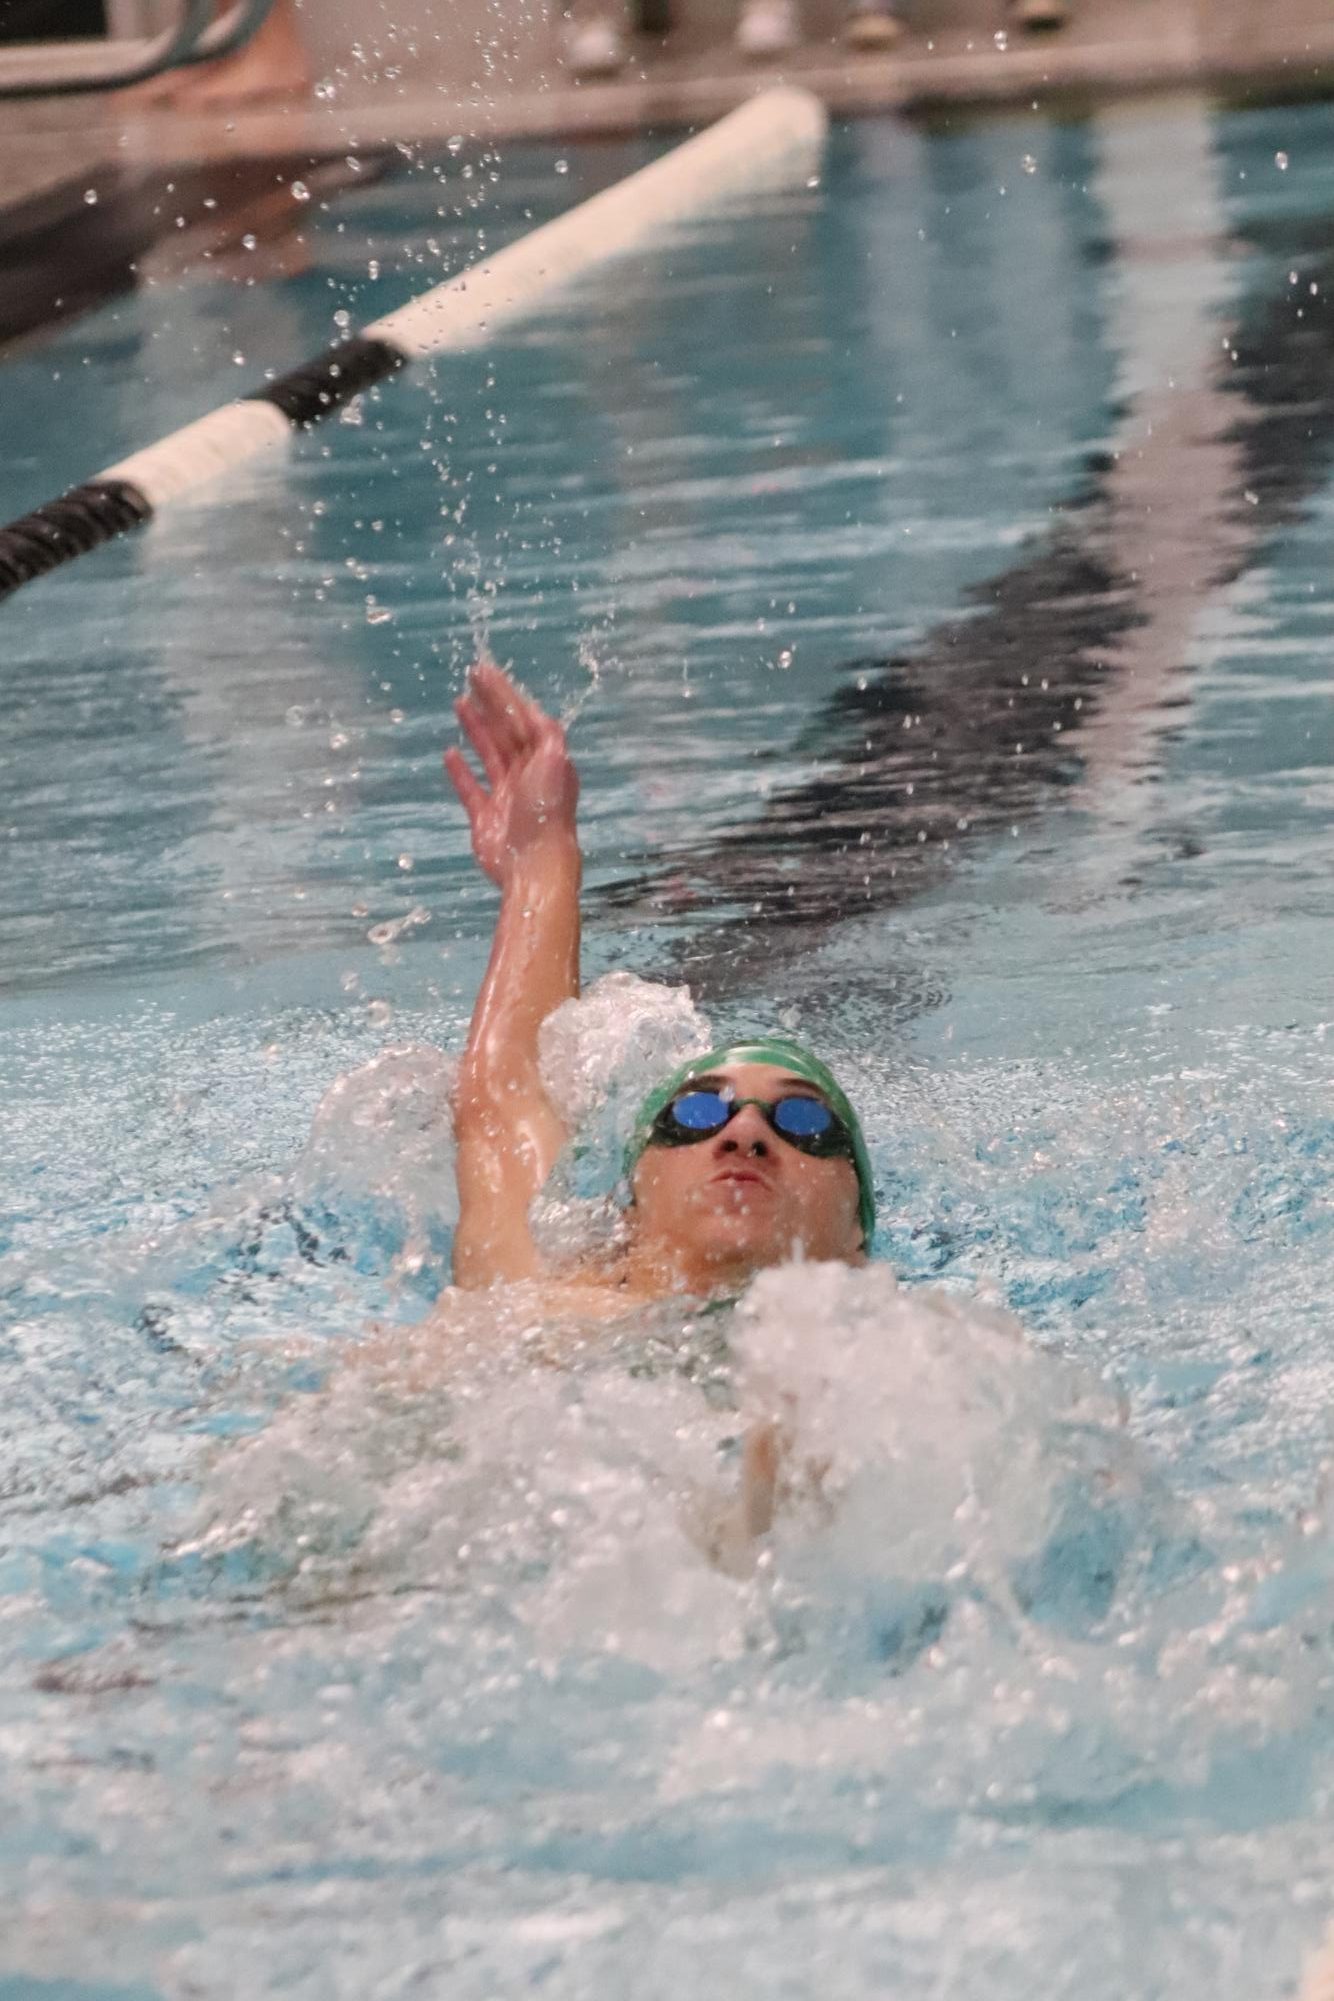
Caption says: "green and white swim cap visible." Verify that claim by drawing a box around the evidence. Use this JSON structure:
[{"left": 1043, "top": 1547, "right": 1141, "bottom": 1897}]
[{"left": 624, "top": 1035, "right": 876, "bottom": 1247}]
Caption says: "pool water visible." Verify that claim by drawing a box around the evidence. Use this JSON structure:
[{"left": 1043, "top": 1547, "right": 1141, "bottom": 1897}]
[{"left": 3, "top": 91, "right": 1334, "bottom": 1999}]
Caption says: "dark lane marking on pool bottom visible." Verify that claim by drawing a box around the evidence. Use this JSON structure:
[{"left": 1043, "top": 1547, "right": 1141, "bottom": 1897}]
[{"left": 601, "top": 215, "right": 1334, "bottom": 1007}]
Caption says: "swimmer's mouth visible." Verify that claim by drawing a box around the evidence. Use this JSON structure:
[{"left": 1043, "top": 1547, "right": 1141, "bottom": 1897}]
[{"left": 712, "top": 1168, "right": 770, "bottom": 1190}]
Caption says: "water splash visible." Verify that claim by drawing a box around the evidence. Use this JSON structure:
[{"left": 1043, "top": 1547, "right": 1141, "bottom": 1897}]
[{"left": 532, "top": 973, "right": 712, "bottom": 1259}]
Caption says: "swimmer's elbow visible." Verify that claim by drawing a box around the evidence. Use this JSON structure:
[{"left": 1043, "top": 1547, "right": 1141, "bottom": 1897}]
[{"left": 453, "top": 1051, "right": 541, "bottom": 1135}]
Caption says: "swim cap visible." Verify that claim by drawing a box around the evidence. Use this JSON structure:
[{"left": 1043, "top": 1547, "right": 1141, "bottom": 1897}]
[{"left": 624, "top": 1035, "right": 876, "bottom": 1246}]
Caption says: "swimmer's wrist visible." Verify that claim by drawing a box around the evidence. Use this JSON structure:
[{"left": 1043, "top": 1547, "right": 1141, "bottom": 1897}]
[{"left": 504, "top": 828, "right": 582, "bottom": 881}]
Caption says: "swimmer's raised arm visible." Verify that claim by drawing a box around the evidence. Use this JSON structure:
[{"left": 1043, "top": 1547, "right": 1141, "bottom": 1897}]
[{"left": 444, "top": 663, "right": 581, "bottom": 1289}]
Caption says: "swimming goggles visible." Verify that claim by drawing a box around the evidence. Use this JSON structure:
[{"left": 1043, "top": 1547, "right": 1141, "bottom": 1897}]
[{"left": 647, "top": 1087, "right": 856, "bottom": 1161}]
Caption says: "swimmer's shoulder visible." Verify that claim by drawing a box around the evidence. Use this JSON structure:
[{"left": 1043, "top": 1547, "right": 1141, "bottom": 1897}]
[{"left": 347, "top": 1263, "right": 650, "bottom": 1386}]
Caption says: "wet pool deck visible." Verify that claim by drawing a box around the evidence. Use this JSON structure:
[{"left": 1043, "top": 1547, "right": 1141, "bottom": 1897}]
[
  {"left": 3, "top": 0, "right": 1334, "bottom": 351},
  {"left": 6, "top": 0, "right": 1334, "bottom": 175}
]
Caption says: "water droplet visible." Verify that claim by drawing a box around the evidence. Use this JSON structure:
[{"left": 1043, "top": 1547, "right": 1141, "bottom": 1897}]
[
  {"left": 232, "top": 351, "right": 246, "bottom": 366},
  {"left": 993, "top": 27, "right": 1008, "bottom": 49},
  {"left": 805, "top": 174, "right": 821, "bottom": 190},
  {"left": 83, "top": 187, "right": 98, "bottom": 205},
  {"left": 1021, "top": 153, "right": 1037, "bottom": 175},
  {"left": 291, "top": 179, "right": 311, "bottom": 202},
  {"left": 314, "top": 77, "right": 336, "bottom": 99},
  {"left": 1276, "top": 150, "right": 1290, "bottom": 170},
  {"left": 554, "top": 158, "right": 570, "bottom": 176},
  {"left": 368, "top": 904, "right": 431, "bottom": 947},
  {"left": 776, "top": 647, "right": 794, "bottom": 670},
  {"left": 396, "top": 854, "right": 415, "bottom": 872},
  {"left": 365, "top": 601, "right": 393, "bottom": 624},
  {"left": 241, "top": 232, "right": 257, "bottom": 251}
]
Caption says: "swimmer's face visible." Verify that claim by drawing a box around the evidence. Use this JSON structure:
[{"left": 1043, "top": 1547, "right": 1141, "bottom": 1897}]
[{"left": 630, "top": 1062, "right": 865, "bottom": 1283}]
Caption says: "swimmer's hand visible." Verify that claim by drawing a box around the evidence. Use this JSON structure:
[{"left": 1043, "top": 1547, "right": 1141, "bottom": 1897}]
[
  {"left": 690, "top": 1407, "right": 833, "bottom": 1577},
  {"left": 444, "top": 662, "right": 579, "bottom": 887}
]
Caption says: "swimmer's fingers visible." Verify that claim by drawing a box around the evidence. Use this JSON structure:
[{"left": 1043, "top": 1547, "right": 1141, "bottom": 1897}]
[
  {"left": 479, "top": 663, "right": 558, "bottom": 763},
  {"left": 468, "top": 662, "right": 540, "bottom": 761},
  {"left": 443, "top": 745, "right": 486, "bottom": 823},
  {"left": 455, "top": 692, "right": 505, "bottom": 787},
  {"left": 506, "top": 673, "right": 554, "bottom": 747}
]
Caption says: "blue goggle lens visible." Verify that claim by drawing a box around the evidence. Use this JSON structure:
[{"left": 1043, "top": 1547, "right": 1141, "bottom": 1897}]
[
  {"left": 770, "top": 1096, "right": 835, "bottom": 1138},
  {"left": 670, "top": 1089, "right": 732, "bottom": 1132}
]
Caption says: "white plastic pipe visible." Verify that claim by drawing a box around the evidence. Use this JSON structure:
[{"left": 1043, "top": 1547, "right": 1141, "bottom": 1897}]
[
  {"left": 369, "top": 84, "right": 828, "bottom": 358},
  {"left": 101, "top": 401, "right": 293, "bottom": 508}
]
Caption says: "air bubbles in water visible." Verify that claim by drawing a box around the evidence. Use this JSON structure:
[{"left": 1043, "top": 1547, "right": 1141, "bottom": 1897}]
[{"left": 281, "top": 1042, "right": 459, "bottom": 1304}]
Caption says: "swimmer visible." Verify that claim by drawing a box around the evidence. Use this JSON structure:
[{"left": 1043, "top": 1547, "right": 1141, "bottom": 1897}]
[{"left": 441, "top": 661, "right": 875, "bottom": 1312}]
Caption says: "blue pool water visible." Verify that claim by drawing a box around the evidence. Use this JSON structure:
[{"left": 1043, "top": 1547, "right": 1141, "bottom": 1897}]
[{"left": 3, "top": 92, "right": 1334, "bottom": 1998}]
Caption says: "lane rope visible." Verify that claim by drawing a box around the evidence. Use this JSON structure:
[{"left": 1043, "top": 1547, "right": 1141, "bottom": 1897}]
[{"left": 0, "top": 86, "right": 826, "bottom": 605}]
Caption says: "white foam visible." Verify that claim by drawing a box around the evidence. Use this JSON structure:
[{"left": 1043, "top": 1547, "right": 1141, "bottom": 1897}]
[
  {"left": 538, "top": 972, "right": 711, "bottom": 1131},
  {"left": 184, "top": 1252, "right": 1190, "bottom": 1706},
  {"left": 728, "top": 1262, "right": 1183, "bottom": 1661}
]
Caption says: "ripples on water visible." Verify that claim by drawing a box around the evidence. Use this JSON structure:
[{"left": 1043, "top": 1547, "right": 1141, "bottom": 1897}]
[{"left": 2, "top": 92, "right": 1334, "bottom": 2001}]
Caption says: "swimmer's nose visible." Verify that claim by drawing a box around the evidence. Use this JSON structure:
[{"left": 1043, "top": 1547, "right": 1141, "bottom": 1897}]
[{"left": 718, "top": 1106, "right": 770, "bottom": 1157}]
